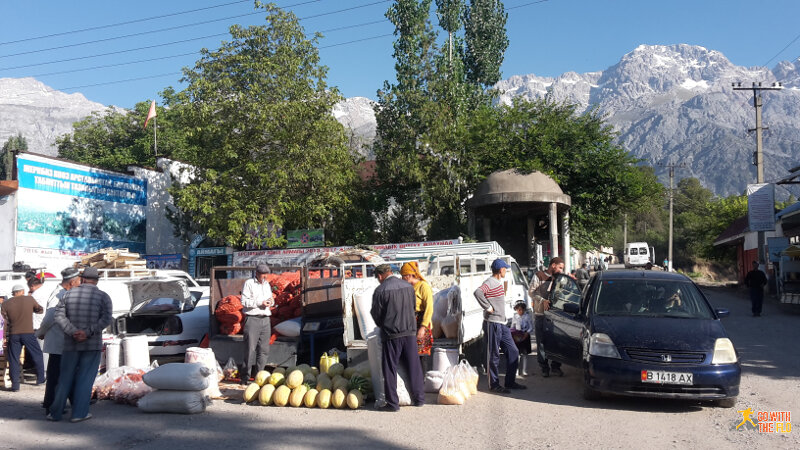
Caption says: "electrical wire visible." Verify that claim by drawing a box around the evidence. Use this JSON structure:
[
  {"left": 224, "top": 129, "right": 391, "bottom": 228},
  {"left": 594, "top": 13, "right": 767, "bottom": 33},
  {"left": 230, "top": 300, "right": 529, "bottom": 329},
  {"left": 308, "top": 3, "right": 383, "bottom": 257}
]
[{"left": 0, "top": 0, "right": 254, "bottom": 47}]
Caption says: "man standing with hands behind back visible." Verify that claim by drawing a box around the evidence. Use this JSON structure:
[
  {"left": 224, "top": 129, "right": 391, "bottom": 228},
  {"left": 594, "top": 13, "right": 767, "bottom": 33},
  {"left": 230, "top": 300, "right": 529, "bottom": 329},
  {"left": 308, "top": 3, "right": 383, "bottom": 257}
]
[
  {"left": 240, "top": 263, "right": 274, "bottom": 384},
  {"left": 1, "top": 284, "right": 45, "bottom": 391},
  {"left": 48, "top": 267, "right": 112, "bottom": 422}
]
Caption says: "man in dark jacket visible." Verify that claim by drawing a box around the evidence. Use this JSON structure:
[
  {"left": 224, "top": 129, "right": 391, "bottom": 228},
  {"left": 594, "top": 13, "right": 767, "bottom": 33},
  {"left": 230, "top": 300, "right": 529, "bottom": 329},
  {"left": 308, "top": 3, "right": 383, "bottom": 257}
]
[
  {"left": 744, "top": 261, "right": 768, "bottom": 317},
  {"left": 370, "top": 264, "right": 425, "bottom": 411}
]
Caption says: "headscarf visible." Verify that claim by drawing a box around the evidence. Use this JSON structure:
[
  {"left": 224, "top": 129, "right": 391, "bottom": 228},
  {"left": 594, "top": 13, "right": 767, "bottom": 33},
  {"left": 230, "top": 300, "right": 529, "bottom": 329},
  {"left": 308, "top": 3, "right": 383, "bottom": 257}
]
[{"left": 399, "top": 261, "right": 425, "bottom": 282}]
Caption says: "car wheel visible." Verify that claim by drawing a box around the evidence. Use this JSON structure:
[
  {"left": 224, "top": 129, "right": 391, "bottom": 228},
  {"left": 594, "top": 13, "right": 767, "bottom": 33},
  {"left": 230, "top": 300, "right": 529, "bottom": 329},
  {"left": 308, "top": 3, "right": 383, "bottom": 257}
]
[
  {"left": 582, "top": 382, "right": 601, "bottom": 401},
  {"left": 714, "top": 397, "right": 737, "bottom": 408}
]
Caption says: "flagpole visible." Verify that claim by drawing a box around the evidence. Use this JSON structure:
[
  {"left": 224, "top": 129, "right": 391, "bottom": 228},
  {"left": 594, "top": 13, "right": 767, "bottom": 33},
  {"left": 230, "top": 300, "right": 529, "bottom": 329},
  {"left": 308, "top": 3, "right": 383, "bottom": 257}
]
[{"left": 154, "top": 111, "right": 158, "bottom": 157}]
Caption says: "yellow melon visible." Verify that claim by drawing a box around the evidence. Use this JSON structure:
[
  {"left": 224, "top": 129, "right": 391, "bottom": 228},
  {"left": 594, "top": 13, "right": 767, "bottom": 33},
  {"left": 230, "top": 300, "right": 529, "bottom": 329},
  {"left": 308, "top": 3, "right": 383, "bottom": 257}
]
[
  {"left": 286, "top": 370, "right": 304, "bottom": 389},
  {"left": 289, "top": 384, "right": 308, "bottom": 407},
  {"left": 317, "top": 389, "right": 332, "bottom": 409},
  {"left": 243, "top": 382, "right": 260, "bottom": 403},
  {"left": 258, "top": 384, "right": 276, "bottom": 406},
  {"left": 255, "top": 370, "right": 271, "bottom": 387},
  {"left": 273, "top": 385, "right": 291, "bottom": 407},
  {"left": 304, "top": 388, "right": 319, "bottom": 408},
  {"left": 268, "top": 372, "right": 285, "bottom": 387},
  {"left": 332, "top": 388, "right": 347, "bottom": 409},
  {"left": 347, "top": 389, "right": 364, "bottom": 409}
]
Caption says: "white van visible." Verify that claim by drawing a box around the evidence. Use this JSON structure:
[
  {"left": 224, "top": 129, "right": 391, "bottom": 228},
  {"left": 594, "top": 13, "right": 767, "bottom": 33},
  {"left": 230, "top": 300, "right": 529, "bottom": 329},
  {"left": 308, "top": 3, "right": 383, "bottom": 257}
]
[{"left": 624, "top": 242, "right": 651, "bottom": 268}]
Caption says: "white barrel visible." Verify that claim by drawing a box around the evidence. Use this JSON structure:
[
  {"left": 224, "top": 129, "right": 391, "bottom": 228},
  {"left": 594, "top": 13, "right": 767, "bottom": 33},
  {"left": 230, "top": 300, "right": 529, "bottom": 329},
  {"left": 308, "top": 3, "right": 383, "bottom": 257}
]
[
  {"left": 432, "top": 348, "right": 458, "bottom": 373},
  {"left": 122, "top": 335, "right": 150, "bottom": 368},
  {"left": 105, "top": 340, "right": 121, "bottom": 371}
]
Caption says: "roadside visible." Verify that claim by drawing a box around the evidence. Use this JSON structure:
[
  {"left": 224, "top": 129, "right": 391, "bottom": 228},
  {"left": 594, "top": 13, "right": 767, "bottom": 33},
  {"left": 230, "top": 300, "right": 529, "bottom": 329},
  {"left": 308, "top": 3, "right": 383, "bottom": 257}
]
[{"left": 0, "top": 286, "right": 797, "bottom": 449}]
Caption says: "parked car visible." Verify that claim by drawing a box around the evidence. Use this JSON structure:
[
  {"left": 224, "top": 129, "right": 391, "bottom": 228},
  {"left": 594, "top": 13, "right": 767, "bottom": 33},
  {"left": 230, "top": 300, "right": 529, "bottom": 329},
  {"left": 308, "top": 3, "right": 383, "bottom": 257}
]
[
  {"left": 542, "top": 269, "right": 740, "bottom": 407},
  {"left": 113, "top": 278, "right": 210, "bottom": 357}
]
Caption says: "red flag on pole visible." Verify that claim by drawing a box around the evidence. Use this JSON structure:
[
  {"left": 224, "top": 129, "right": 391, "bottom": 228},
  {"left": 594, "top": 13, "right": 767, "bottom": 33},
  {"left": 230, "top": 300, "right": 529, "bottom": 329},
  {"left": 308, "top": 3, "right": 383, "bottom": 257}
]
[{"left": 144, "top": 100, "right": 157, "bottom": 129}]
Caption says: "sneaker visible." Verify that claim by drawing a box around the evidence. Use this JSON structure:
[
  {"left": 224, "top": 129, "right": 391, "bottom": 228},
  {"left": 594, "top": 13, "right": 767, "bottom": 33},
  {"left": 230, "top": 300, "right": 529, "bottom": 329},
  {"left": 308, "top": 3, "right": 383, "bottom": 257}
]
[
  {"left": 377, "top": 404, "right": 399, "bottom": 412},
  {"left": 551, "top": 367, "right": 564, "bottom": 377},
  {"left": 490, "top": 385, "right": 510, "bottom": 394},
  {"left": 541, "top": 370, "right": 550, "bottom": 378},
  {"left": 70, "top": 414, "right": 92, "bottom": 423},
  {"left": 46, "top": 413, "right": 58, "bottom": 422},
  {"left": 506, "top": 382, "right": 527, "bottom": 390}
]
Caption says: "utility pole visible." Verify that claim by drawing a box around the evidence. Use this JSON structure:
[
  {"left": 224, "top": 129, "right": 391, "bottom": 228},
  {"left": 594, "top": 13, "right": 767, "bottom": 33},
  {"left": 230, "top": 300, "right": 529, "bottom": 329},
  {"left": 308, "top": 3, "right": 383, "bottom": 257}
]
[
  {"left": 659, "top": 162, "right": 686, "bottom": 272},
  {"left": 732, "top": 81, "right": 783, "bottom": 263}
]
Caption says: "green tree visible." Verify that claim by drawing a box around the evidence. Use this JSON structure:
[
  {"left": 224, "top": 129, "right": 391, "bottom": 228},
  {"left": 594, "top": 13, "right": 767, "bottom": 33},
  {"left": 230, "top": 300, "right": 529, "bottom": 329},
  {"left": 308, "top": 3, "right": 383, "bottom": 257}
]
[
  {"left": 1, "top": 133, "right": 27, "bottom": 180},
  {"left": 56, "top": 102, "right": 188, "bottom": 172},
  {"left": 469, "top": 98, "right": 664, "bottom": 248},
  {"left": 163, "top": 2, "right": 360, "bottom": 248},
  {"left": 463, "top": 0, "right": 508, "bottom": 87}
]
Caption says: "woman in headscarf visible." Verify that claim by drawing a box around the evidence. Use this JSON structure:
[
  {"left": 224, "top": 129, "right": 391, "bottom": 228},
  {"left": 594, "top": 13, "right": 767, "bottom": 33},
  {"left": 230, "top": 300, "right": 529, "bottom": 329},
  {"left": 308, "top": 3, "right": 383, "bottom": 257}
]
[{"left": 400, "top": 262, "right": 434, "bottom": 369}]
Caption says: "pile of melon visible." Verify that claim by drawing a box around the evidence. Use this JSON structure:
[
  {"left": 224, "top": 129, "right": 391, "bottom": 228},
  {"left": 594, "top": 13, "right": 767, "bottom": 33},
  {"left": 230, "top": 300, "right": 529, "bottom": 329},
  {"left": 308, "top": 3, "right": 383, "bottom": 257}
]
[{"left": 242, "top": 362, "right": 372, "bottom": 410}]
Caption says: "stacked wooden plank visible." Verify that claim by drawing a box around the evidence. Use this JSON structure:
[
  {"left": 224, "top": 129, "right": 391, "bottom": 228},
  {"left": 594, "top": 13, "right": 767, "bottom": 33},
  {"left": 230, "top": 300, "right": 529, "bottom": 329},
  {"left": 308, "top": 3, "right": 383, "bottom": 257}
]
[{"left": 75, "top": 248, "right": 149, "bottom": 276}]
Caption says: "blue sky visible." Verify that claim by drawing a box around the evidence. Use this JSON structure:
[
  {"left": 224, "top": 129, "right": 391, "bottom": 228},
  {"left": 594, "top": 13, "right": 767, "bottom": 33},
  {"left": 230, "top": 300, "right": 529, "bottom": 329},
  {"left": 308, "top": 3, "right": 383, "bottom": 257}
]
[{"left": 1, "top": 0, "right": 800, "bottom": 109}]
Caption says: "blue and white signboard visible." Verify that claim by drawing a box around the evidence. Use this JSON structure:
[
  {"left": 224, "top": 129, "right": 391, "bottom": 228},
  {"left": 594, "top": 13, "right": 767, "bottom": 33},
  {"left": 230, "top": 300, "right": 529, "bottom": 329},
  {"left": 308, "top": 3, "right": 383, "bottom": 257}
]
[{"left": 16, "top": 154, "right": 147, "bottom": 255}]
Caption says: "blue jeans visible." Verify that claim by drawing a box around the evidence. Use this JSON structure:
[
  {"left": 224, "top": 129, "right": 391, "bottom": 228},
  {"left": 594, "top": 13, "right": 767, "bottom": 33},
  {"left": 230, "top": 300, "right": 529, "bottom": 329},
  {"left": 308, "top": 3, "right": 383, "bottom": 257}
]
[
  {"left": 484, "top": 321, "right": 519, "bottom": 388},
  {"left": 49, "top": 350, "right": 101, "bottom": 421},
  {"left": 7, "top": 334, "right": 45, "bottom": 390}
]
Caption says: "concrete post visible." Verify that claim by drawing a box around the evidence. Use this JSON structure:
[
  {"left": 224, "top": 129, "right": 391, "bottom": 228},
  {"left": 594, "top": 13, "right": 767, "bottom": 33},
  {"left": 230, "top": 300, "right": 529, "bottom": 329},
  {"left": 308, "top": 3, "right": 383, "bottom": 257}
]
[
  {"left": 562, "top": 210, "right": 571, "bottom": 273},
  {"left": 549, "top": 203, "right": 558, "bottom": 258}
]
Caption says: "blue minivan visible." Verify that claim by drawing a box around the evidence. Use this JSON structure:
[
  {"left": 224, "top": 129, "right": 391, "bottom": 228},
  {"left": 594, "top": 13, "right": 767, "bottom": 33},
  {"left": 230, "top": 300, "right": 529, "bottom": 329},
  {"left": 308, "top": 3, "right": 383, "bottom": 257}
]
[{"left": 541, "top": 270, "right": 740, "bottom": 407}]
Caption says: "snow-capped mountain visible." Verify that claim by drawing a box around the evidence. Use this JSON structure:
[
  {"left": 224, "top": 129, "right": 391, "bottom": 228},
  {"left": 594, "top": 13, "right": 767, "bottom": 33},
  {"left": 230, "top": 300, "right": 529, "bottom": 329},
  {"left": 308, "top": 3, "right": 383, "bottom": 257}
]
[
  {"left": 0, "top": 77, "right": 109, "bottom": 155},
  {"left": 494, "top": 44, "right": 800, "bottom": 196},
  {"left": 3, "top": 44, "right": 800, "bottom": 197}
]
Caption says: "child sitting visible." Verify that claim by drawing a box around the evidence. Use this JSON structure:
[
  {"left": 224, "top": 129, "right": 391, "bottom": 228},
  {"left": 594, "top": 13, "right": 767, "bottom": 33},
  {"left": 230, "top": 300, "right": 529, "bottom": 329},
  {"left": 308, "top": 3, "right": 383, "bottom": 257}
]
[{"left": 510, "top": 301, "right": 534, "bottom": 376}]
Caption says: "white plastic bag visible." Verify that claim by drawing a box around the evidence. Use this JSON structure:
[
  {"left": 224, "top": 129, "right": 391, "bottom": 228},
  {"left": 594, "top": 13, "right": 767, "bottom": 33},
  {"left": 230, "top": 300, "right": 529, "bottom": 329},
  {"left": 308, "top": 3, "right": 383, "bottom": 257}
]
[
  {"left": 437, "top": 366, "right": 465, "bottom": 405},
  {"left": 143, "top": 363, "right": 211, "bottom": 391},
  {"left": 137, "top": 390, "right": 210, "bottom": 414}
]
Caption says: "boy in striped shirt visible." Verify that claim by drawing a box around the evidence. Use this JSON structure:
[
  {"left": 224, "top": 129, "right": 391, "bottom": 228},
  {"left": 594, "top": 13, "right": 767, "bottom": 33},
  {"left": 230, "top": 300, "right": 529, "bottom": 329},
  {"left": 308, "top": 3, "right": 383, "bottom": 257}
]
[{"left": 474, "top": 259, "right": 526, "bottom": 393}]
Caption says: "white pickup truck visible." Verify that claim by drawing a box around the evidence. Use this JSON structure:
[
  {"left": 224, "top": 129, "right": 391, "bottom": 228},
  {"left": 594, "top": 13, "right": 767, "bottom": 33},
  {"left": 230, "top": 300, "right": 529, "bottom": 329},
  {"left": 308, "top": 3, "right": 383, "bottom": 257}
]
[{"left": 340, "top": 250, "right": 529, "bottom": 366}]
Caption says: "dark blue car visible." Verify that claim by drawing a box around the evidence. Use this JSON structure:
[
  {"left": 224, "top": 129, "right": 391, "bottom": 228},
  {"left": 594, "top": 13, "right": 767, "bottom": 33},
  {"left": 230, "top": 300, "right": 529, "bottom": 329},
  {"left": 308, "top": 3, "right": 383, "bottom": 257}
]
[{"left": 542, "top": 270, "right": 741, "bottom": 407}]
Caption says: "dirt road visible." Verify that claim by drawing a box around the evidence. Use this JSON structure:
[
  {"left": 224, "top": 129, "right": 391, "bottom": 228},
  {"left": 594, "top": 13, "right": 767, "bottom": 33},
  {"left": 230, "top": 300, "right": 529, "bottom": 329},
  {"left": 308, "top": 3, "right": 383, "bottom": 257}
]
[{"left": 1, "top": 286, "right": 797, "bottom": 449}]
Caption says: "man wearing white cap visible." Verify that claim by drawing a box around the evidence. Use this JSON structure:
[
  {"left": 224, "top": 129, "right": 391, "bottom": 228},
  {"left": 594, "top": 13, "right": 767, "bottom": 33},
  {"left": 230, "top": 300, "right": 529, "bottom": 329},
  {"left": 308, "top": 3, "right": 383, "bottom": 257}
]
[
  {"left": 240, "top": 263, "right": 273, "bottom": 384},
  {"left": 1, "top": 285, "right": 45, "bottom": 391}
]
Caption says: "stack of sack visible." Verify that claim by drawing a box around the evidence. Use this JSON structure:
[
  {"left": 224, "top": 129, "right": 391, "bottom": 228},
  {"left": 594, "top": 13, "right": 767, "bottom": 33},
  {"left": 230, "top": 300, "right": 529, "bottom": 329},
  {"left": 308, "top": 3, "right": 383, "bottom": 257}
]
[
  {"left": 436, "top": 360, "right": 479, "bottom": 405},
  {"left": 138, "top": 363, "right": 212, "bottom": 414}
]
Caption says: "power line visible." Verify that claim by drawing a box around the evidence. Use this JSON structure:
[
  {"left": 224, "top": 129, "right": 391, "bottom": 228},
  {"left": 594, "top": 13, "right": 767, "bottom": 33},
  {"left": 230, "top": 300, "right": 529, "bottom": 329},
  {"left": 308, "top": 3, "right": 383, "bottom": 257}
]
[
  {"left": 0, "top": 33, "right": 230, "bottom": 71},
  {"left": 0, "top": 0, "right": 321, "bottom": 59},
  {"left": 508, "top": 0, "right": 549, "bottom": 11},
  {"left": 26, "top": 20, "right": 391, "bottom": 79},
  {"left": 15, "top": 33, "right": 395, "bottom": 96},
  {"left": 0, "top": 0, "right": 254, "bottom": 47},
  {"left": 763, "top": 31, "right": 800, "bottom": 69},
  {"left": 1, "top": 1, "right": 391, "bottom": 72}
]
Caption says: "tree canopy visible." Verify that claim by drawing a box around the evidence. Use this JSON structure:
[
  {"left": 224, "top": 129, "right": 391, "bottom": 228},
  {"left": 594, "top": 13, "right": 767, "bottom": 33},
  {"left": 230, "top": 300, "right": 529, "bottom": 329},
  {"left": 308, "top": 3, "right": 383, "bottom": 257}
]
[{"left": 162, "top": 2, "right": 361, "bottom": 248}]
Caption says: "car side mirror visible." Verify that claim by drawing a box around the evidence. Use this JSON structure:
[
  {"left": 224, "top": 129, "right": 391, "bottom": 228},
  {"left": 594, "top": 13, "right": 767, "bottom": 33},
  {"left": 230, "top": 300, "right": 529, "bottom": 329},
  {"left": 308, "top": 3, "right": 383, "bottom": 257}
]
[
  {"left": 715, "top": 308, "right": 730, "bottom": 318},
  {"left": 563, "top": 302, "right": 580, "bottom": 314}
]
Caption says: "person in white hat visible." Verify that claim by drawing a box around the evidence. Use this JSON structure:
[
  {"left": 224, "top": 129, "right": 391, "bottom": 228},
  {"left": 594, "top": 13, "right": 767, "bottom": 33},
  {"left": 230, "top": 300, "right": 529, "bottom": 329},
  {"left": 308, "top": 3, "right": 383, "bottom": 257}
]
[{"left": 1, "top": 284, "right": 45, "bottom": 391}]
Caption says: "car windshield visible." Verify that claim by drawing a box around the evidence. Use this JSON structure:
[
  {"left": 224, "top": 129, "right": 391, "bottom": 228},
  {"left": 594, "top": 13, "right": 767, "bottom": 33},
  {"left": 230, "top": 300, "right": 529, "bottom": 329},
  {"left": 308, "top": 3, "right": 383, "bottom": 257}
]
[{"left": 593, "top": 279, "right": 713, "bottom": 319}]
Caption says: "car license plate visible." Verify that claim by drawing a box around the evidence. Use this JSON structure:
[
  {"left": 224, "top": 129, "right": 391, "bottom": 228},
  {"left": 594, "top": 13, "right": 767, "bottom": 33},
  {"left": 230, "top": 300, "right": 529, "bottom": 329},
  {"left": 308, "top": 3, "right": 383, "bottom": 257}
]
[{"left": 641, "top": 370, "right": 693, "bottom": 385}]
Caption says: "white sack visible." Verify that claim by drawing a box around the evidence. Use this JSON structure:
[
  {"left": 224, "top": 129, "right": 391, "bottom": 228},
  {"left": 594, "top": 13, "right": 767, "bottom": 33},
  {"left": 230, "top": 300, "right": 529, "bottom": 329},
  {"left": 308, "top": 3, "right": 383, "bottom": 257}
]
[
  {"left": 424, "top": 370, "right": 444, "bottom": 393},
  {"left": 143, "top": 362, "right": 210, "bottom": 391},
  {"left": 137, "top": 390, "right": 210, "bottom": 414}
]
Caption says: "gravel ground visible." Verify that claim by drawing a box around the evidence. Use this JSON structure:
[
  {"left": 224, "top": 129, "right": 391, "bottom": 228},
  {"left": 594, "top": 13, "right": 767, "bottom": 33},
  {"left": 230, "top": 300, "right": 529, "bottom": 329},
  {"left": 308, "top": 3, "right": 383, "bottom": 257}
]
[{"left": 1, "top": 285, "right": 798, "bottom": 449}]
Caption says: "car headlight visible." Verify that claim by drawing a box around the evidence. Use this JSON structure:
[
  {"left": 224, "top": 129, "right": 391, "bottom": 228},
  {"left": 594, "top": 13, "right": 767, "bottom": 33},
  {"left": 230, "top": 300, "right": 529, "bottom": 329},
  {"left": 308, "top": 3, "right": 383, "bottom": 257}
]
[
  {"left": 589, "top": 333, "right": 621, "bottom": 359},
  {"left": 711, "top": 338, "right": 737, "bottom": 364}
]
